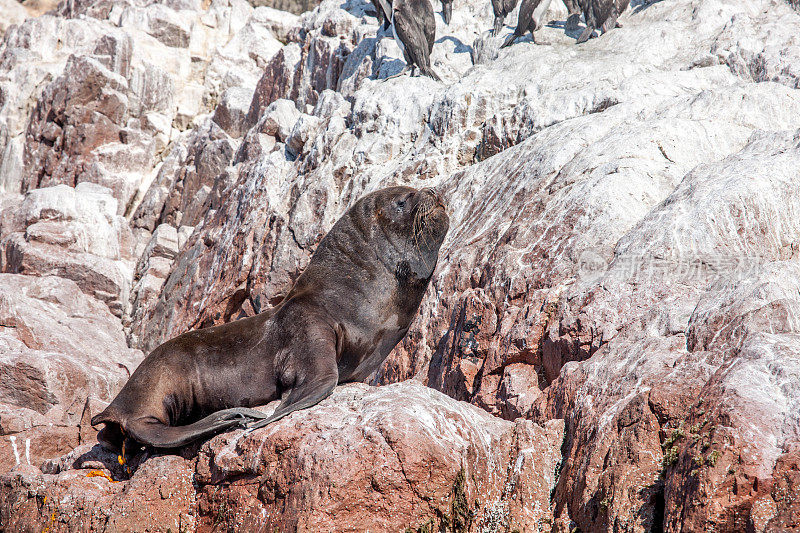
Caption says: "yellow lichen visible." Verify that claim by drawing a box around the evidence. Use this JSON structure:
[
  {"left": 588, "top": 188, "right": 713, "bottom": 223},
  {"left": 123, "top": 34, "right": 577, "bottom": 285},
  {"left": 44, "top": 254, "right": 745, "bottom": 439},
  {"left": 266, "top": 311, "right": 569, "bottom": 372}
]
[{"left": 87, "top": 470, "right": 118, "bottom": 483}]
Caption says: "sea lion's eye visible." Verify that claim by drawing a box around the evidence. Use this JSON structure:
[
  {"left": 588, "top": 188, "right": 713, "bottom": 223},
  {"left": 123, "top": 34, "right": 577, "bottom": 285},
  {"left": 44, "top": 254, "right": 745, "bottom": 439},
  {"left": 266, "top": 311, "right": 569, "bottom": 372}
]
[{"left": 396, "top": 200, "right": 405, "bottom": 210}]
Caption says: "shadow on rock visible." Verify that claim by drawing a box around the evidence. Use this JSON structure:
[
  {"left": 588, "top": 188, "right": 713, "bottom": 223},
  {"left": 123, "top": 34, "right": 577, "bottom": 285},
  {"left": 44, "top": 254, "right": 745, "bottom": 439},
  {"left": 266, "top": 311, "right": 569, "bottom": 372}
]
[
  {"left": 436, "top": 34, "right": 473, "bottom": 55},
  {"left": 631, "top": 0, "right": 664, "bottom": 14}
]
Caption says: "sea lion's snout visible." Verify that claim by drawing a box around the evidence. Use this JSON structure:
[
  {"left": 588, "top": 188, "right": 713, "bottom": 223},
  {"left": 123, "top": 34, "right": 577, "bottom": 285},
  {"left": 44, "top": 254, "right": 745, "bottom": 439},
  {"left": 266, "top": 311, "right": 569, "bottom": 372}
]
[
  {"left": 417, "top": 188, "right": 448, "bottom": 228},
  {"left": 413, "top": 187, "right": 449, "bottom": 247},
  {"left": 421, "top": 187, "right": 445, "bottom": 209}
]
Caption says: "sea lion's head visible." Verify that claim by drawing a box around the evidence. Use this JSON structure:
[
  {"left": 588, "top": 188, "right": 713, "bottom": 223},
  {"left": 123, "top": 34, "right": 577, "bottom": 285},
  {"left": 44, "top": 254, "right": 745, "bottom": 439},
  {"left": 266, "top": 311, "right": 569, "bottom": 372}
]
[
  {"left": 352, "top": 186, "right": 449, "bottom": 282},
  {"left": 324, "top": 187, "right": 449, "bottom": 281},
  {"left": 303, "top": 186, "right": 449, "bottom": 297}
]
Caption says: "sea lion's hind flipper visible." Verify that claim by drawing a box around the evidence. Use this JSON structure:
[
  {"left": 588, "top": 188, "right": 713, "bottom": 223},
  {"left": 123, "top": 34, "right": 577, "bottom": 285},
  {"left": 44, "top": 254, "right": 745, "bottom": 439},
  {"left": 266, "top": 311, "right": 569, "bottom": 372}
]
[
  {"left": 124, "top": 409, "right": 256, "bottom": 449},
  {"left": 96, "top": 420, "right": 125, "bottom": 453},
  {"left": 245, "top": 311, "right": 339, "bottom": 432}
]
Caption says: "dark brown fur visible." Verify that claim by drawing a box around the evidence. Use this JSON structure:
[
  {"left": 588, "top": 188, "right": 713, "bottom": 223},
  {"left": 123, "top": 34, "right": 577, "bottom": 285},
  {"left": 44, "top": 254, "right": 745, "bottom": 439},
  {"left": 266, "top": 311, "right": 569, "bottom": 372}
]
[{"left": 92, "top": 187, "right": 449, "bottom": 452}]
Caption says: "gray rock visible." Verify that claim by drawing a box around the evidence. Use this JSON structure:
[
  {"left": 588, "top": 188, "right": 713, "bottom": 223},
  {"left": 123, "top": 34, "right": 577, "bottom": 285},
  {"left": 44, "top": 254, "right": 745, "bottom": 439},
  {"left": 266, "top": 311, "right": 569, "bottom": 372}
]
[
  {"left": 212, "top": 86, "right": 256, "bottom": 138},
  {"left": 260, "top": 98, "right": 301, "bottom": 141},
  {"left": 286, "top": 113, "right": 321, "bottom": 156}
]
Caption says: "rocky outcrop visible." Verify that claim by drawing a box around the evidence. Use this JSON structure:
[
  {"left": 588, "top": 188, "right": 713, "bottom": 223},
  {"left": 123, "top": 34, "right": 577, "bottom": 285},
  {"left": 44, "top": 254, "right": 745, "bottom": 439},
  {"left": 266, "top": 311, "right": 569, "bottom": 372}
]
[
  {"left": 1, "top": 451, "right": 198, "bottom": 532},
  {"left": 0, "top": 273, "right": 142, "bottom": 473},
  {"left": 534, "top": 128, "right": 800, "bottom": 531},
  {"left": 0, "top": 0, "right": 286, "bottom": 208},
  {"left": 0, "top": 0, "right": 29, "bottom": 38},
  {"left": 1, "top": 382, "right": 564, "bottom": 531},
  {"left": 1, "top": 0, "right": 800, "bottom": 530},
  {"left": 1, "top": 183, "right": 136, "bottom": 315}
]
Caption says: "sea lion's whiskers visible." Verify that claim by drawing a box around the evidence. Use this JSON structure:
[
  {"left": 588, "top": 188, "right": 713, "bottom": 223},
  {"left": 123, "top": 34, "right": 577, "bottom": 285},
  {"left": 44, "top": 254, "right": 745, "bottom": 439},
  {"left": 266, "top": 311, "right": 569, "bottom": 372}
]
[
  {"left": 412, "top": 209, "right": 422, "bottom": 251},
  {"left": 419, "top": 202, "right": 434, "bottom": 249},
  {"left": 413, "top": 200, "right": 435, "bottom": 270}
]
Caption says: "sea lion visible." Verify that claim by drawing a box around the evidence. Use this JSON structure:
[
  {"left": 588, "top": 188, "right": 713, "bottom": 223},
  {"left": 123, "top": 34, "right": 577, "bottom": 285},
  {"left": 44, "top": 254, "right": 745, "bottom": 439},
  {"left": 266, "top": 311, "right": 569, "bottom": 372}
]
[
  {"left": 501, "top": 0, "right": 553, "bottom": 47},
  {"left": 91, "top": 187, "right": 449, "bottom": 454},
  {"left": 387, "top": 0, "right": 442, "bottom": 81},
  {"left": 576, "top": 0, "right": 629, "bottom": 43}
]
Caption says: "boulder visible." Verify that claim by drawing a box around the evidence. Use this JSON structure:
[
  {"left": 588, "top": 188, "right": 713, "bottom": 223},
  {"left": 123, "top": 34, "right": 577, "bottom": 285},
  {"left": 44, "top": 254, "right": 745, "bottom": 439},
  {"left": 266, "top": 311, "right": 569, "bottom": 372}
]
[
  {"left": 285, "top": 112, "right": 321, "bottom": 156},
  {"left": 0, "top": 183, "right": 136, "bottom": 316},
  {"left": 261, "top": 98, "right": 301, "bottom": 141},
  {"left": 0, "top": 274, "right": 143, "bottom": 473},
  {"left": 0, "top": 382, "right": 564, "bottom": 532},
  {"left": 212, "top": 86, "right": 255, "bottom": 138}
]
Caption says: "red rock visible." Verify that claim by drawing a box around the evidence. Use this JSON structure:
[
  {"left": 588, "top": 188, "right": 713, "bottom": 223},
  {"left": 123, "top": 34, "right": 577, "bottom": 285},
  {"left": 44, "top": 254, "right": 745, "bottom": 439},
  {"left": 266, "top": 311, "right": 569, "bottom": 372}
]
[
  {"left": 0, "top": 451, "right": 197, "bottom": 533},
  {"left": 0, "top": 274, "right": 142, "bottom": 473},
  {"left": 0, "top": 382, "right": 563, "bottom": 532}
]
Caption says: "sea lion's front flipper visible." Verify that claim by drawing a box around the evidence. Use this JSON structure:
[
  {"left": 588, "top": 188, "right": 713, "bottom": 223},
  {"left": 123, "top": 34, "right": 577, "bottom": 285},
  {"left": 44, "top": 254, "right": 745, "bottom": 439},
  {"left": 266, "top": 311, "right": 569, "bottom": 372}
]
[
  {"left": 247, "top": 371, "right": 338, "bottom": 432},
  {"left": 246, "top": 317, "right": 339, "bottom": 432},
  {"left": 124, "top": 409, "right": 257, "bottom": 449}
]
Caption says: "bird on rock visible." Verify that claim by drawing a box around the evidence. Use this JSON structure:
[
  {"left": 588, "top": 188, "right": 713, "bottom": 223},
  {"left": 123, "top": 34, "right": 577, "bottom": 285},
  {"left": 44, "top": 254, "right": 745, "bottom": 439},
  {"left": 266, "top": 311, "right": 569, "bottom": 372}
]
[{"left": 386, "top": 0, "right": 442, "bottom": 81}]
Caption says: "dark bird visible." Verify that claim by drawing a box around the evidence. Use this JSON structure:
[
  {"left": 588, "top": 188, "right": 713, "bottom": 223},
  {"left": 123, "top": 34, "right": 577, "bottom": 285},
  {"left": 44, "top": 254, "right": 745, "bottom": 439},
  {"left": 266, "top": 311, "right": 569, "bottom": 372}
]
[
  {"left": 576, "top": 0, "right": 629, "bottom": 43},
  {"left": 388, "top": 0, "right": 442, "bottom": 81},
  {"left": 501, "top": 0, "right": 552, "bottom": 47},
  {"left": 372, "top": 0, "right": 393, "bottom": 30},
  {"left": 491, "top": 0, "right": 519, "bottom": 35},
  {"left": 441, "top": 0, "right": 453, "bottom": 23}
]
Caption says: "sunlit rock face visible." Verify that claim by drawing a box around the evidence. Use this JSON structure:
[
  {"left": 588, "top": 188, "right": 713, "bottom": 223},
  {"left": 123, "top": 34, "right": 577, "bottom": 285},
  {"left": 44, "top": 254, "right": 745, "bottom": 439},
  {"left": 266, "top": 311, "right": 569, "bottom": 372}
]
[
  {"left": 1, "top": 383, "right": 564, "bottom": 531},
  {"left": 1, "top": 0, "right": 800, "bottom": 529}
]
